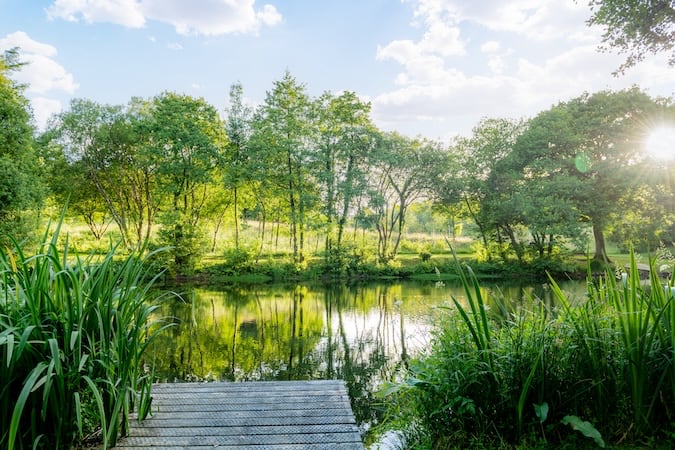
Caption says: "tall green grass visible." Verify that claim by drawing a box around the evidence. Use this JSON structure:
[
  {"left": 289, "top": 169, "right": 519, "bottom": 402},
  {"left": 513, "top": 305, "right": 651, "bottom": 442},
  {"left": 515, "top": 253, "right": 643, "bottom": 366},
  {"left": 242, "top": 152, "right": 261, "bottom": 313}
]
[
  {"left": 380, "top": 251, "right": 674, "bottom": 448},
  {"left": 0, "top": 221, "right": 172, "bottom": 449}
]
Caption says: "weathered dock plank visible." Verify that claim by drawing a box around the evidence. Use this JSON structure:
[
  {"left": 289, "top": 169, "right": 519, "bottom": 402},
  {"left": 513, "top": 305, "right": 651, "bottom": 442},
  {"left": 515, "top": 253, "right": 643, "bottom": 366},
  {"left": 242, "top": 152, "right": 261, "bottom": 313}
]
[{"left": 112, "top": 380, "right": 364, "bottom": 450}]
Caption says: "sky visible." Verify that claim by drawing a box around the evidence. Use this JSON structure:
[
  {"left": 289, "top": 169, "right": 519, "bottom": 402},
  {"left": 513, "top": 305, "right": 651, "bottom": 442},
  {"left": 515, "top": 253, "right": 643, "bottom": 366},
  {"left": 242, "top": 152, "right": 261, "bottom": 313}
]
[{"left": 1, "top": 0, "right": 674, "bottom": 141}]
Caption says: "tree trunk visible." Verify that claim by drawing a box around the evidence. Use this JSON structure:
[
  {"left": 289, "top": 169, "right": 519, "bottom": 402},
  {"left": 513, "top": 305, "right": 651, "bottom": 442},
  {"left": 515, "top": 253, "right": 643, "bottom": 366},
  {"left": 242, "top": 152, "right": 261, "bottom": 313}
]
[
  {"left": 233, "top": 185, "right": 239, "bottom": 250},
  {"left": 593, "top": 224, "right": 610, "bottom": 262},
  {"left": 502, "top": 224, "right": 523, "bottom": 263},
  {"left": 256, "top": 203, "right": 266, "bottom": 263},
  {"left": 211, "top": 211, "right": 225, "bottom": 253},
  {"left": 288, "top": 176, "right": 298, "bottom": 263},
  {"left": 464, "top": 197, "right": 490, "bottom": 256},
  {"left": 298, "top": 195, "right": 305, "bottom": 263},
  {"left": 275, "top": 218, "right": 280, "bottom": 250},
  {"left": 391, "top": 199, "right": 406, "bottom": 258},
  {"left": 547, "top": 233, "right": 554, "bottom": 256},
  {"left": 337, "top": 153, "right": 356, "bottom": 249}
]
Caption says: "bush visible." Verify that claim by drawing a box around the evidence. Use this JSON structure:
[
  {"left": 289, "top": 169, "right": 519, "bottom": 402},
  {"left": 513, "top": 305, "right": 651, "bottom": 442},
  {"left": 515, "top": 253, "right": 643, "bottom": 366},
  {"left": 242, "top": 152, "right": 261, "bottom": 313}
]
[
  {"left": 398, "top": 239, "right": 421, "bottom": 254},
  {"left": 419, "top": 251, "right": 432, "bottom": 262},
  {"left": 222, "top": 245, "right": 258, "bottom": 275},
  {"left": 157, "top": 213, "right": 207, "bottom": 276},
  {"left": 525, "top": 257, "right": 574, "bottom": 277},
  {"left": 321, "top": 245, "right": 366, "bottom": 276}
]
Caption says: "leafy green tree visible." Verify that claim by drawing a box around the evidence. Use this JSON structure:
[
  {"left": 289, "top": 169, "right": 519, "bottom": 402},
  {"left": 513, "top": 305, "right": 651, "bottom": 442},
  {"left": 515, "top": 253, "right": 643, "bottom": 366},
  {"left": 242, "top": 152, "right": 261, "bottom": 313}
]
[
  {"left": 46, "top": 98, "right": 156, "bottom": 248},
  {"left": 0, "top": 50, "right": 43, "bottom": 241},
  {"left": 224, "top": 82, "right": 254, "bottom": 250},
  {"left": 516, "top": 176, "right": 584, "bottom": 258},
  {"left": 586, "top": 0, "right": 675, "bottom": 74},
  {"left": 510, "top": 88, "right": 666, "bottom": 261},
  {"left": 437, "top": 118, "right": 526, "bottom": 261},
  {"left": 315, "top": 91, "right": 377, "bottom": 259},
  {"left": 250, "top": 72, "right": 316, "bottom": 265},
  {"left": 609, "top": 182, "right": 674, "bottom": 251},
  {"left": 38, "top": 134, "right": 110, "bottom": 240},
  {"left": 368, "top": 132, "right": 448, "bottom": 262},
  {"left": 141, "top": 92, "right": 226, "bottom": 273}
]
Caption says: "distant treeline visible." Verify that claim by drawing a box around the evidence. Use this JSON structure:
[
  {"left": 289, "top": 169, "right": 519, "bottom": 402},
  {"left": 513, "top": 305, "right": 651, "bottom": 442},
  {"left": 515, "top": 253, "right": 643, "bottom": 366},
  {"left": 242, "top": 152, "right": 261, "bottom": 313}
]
[{"left": 2, "top": 51, "right": 674, "bottom": 275}]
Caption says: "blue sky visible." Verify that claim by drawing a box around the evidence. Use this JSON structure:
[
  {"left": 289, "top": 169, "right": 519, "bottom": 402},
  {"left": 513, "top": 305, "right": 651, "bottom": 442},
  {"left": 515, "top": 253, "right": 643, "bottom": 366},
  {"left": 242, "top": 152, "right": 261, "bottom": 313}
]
[{"left": 2, "top": 0, "right": 674, "bottom": 140}]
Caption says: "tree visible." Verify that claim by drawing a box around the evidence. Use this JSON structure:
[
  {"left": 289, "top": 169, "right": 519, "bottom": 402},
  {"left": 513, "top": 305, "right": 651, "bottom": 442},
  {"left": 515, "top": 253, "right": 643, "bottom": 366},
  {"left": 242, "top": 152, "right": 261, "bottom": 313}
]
[
  {"left": 367, "top": 132, "right": 448, "bottom": 262},
  {"left": 609, "top": 182, "right": 674, "bottom": 251},
  {"left": 46, "top": 98, "right": 156, "bottom": 248},
  {"left": 250, "top": 72, "right": 316, "bottom": 265},
  {"left": 38, "top": 133, "right": 110, "bottom": 240},
  {"left": 515, "top": 176, "right": 585, "bottom": 258},
  {"left": 436, "top": 118, "right": 526, "bottom": 261},
  {"left": 224, "top": 82, "right": 254, "bottom": 250},
  {"left": 141, "top": 92, "right": 226, "bottom": 272},
  {"left": 586, "top": 0, "right": 675, "bottom": 74},
  {"left": 0, "top": 49, "right": 43, "bottom": 241},
  {"left": 315, "top": 91, "right": 377, "bottom": 259},
  {"left": 510, "top": 88, "right": 666, "bottom": 261}
]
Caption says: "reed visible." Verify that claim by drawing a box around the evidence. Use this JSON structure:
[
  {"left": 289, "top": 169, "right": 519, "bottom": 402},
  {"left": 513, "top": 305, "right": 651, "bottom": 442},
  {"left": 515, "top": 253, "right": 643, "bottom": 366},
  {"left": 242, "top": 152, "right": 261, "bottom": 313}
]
[
  {"left": 381, "top": 249, "right": 675, "bottom": 448},
  {"left": 610, "top": 252, "right": 672, "bottom": 432},
  {"left": 0, "top": 220, "right": 172, "bottom": 449}
]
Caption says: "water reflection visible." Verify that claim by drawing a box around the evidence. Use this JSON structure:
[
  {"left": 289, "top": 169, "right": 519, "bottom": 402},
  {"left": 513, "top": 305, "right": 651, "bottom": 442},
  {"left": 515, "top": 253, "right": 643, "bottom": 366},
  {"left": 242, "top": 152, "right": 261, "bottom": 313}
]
[{"left": 147, "top": 280, "right": 586, "bottom": 426}]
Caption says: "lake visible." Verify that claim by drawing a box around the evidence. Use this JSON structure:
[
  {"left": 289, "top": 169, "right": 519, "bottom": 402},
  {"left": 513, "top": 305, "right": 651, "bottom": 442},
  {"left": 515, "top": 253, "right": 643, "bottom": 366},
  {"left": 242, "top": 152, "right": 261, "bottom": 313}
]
[{"left": 147, "top": 279, "right": 587, "bottom": 432}]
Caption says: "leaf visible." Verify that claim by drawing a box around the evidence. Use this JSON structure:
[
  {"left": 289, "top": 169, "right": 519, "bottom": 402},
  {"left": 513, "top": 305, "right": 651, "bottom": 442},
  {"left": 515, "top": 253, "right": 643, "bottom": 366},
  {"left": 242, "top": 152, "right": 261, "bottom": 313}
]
[
  {"left": 562, "top": 415, "right": 605, "bottom": 448},
  {"left": 8, "top": 363, "right": 48, "bottom": 450},
  {"left": 5, "top": 332, "right": 14, "bottom": 368},
  {"left": 374, "top": 381, "right": 401, "bottom": 398},
  {"left": 534, "top": 402, "right": 549, "bottom": 423}
]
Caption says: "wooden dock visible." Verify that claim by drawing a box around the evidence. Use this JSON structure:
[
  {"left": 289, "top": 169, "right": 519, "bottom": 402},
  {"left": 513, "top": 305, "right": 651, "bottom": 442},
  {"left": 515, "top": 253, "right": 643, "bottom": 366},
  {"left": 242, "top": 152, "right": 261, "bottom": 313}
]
[{"left": 112, "top": 380, "right": 364, "bottom": 450}]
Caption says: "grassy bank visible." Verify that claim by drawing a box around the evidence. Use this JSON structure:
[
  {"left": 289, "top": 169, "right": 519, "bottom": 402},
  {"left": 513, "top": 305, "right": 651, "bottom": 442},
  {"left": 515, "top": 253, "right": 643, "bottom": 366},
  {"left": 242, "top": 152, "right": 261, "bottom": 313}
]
[
  {"left": 197, "top": 251, "right": 595, "bottom": 285},
  {"left": 375, "top": 252, "right": 675, "bottom": 449},
  {"left": 49, "top": 217, "right": 668, "bottom": 285}
]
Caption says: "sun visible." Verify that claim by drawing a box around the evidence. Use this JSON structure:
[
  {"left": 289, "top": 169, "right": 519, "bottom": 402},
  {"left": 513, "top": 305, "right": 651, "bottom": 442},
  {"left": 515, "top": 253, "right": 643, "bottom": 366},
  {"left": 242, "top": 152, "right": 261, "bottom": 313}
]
[{"left": 644, "top": 126, "right": 675, "bottom": 161}]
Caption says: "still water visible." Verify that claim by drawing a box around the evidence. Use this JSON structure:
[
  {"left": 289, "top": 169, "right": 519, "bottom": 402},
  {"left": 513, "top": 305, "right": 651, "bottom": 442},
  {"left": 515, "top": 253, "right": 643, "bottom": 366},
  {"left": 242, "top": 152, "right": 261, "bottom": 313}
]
[{"left": 147, "top": 279, "right": 586, "bottom": 428}]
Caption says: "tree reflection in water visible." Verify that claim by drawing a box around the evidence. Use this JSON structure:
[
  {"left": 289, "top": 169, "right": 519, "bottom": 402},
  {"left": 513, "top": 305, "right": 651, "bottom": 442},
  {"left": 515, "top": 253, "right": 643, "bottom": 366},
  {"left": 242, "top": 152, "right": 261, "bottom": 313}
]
[{"left": 147, "top": 280, "right": 585, "bottom": 431}]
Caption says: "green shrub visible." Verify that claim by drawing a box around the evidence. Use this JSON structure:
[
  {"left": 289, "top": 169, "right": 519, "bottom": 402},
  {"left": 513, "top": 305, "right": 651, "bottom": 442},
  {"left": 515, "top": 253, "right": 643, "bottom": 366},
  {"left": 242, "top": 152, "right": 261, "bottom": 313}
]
[
  {"left": 320, "top": 245, "right": 359, "bottom": 275},
  {"left": 398, "top": 239, "right": 420, "bottom": 254},
  {"left": 419, "top": 251, "right": 432, "bottom": 262},
  {"left": 157, "top": 213, "right": 207, "bottom": 276},
  {"left": 222, "top": 245, "right": 258, "bottom": 275}
]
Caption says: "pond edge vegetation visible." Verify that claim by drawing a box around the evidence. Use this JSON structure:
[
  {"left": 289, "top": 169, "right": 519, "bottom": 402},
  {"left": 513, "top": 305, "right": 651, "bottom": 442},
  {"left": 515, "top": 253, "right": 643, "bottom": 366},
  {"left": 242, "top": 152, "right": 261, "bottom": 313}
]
[
  {"left": 374, "top": 249, "right": 675, "bottom": 449},
  {"left": 0, "top": 219, "right": 173, "bottom": 449}
]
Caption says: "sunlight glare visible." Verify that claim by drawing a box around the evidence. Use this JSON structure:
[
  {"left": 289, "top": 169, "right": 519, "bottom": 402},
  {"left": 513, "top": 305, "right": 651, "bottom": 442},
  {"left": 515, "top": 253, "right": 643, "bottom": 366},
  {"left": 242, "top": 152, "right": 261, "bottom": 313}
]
[{"left": 645, "top": 127, "right": 675, "bottom": 161}]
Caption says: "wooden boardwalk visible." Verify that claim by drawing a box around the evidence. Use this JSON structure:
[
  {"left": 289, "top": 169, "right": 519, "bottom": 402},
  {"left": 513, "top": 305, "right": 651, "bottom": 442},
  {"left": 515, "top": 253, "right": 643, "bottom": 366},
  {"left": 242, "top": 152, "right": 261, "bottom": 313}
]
[{"left": 112, "top": 380, "right": 364, "bottom": 450}]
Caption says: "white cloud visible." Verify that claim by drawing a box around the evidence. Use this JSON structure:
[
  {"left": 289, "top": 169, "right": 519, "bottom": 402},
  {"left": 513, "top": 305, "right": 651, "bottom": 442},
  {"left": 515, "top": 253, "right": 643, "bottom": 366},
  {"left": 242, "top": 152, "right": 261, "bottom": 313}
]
[
  {"left": 31, "top": 97, "right": 63, "bottom": 129},
  {"left": 0, "top": 32, "right": 56, "bottom": 57},
  {"left": 0, "top": 32, "right": 78, "bottom": 129},
  {"left": 0, "top": 31, "right": 78, "bottom": 95},
  {"left": 167, "top": 42, "right": 183, "bottom": 50},
  {"left": 46, "top": 0, "right": 146, "bottom": 28},
  {"left": 256, "top": 4, "right": 282, "bottom": 27},
  {"left": 481, "top": 41, "right": 501, "bottom": 53},
  {"left": 377, "top": 40, "right": 418, "bottom": 64},
  {"left": 487, "top": 56, "right": 505, "bottom": 74},
  {"left": 409, "top": 0, "right": 593, "bottom": 41},
  {"left": 374, "top": 0, "right": 675, "bottom": 139},
  {"left": 45, "top": 0, "right": 283, "bottom": 35},
  {"left": 418, "top": 21, "right": 465, "bottom": 56},
  {"left": 378, "top": 1, "right": 464, "bottom": 66}
]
